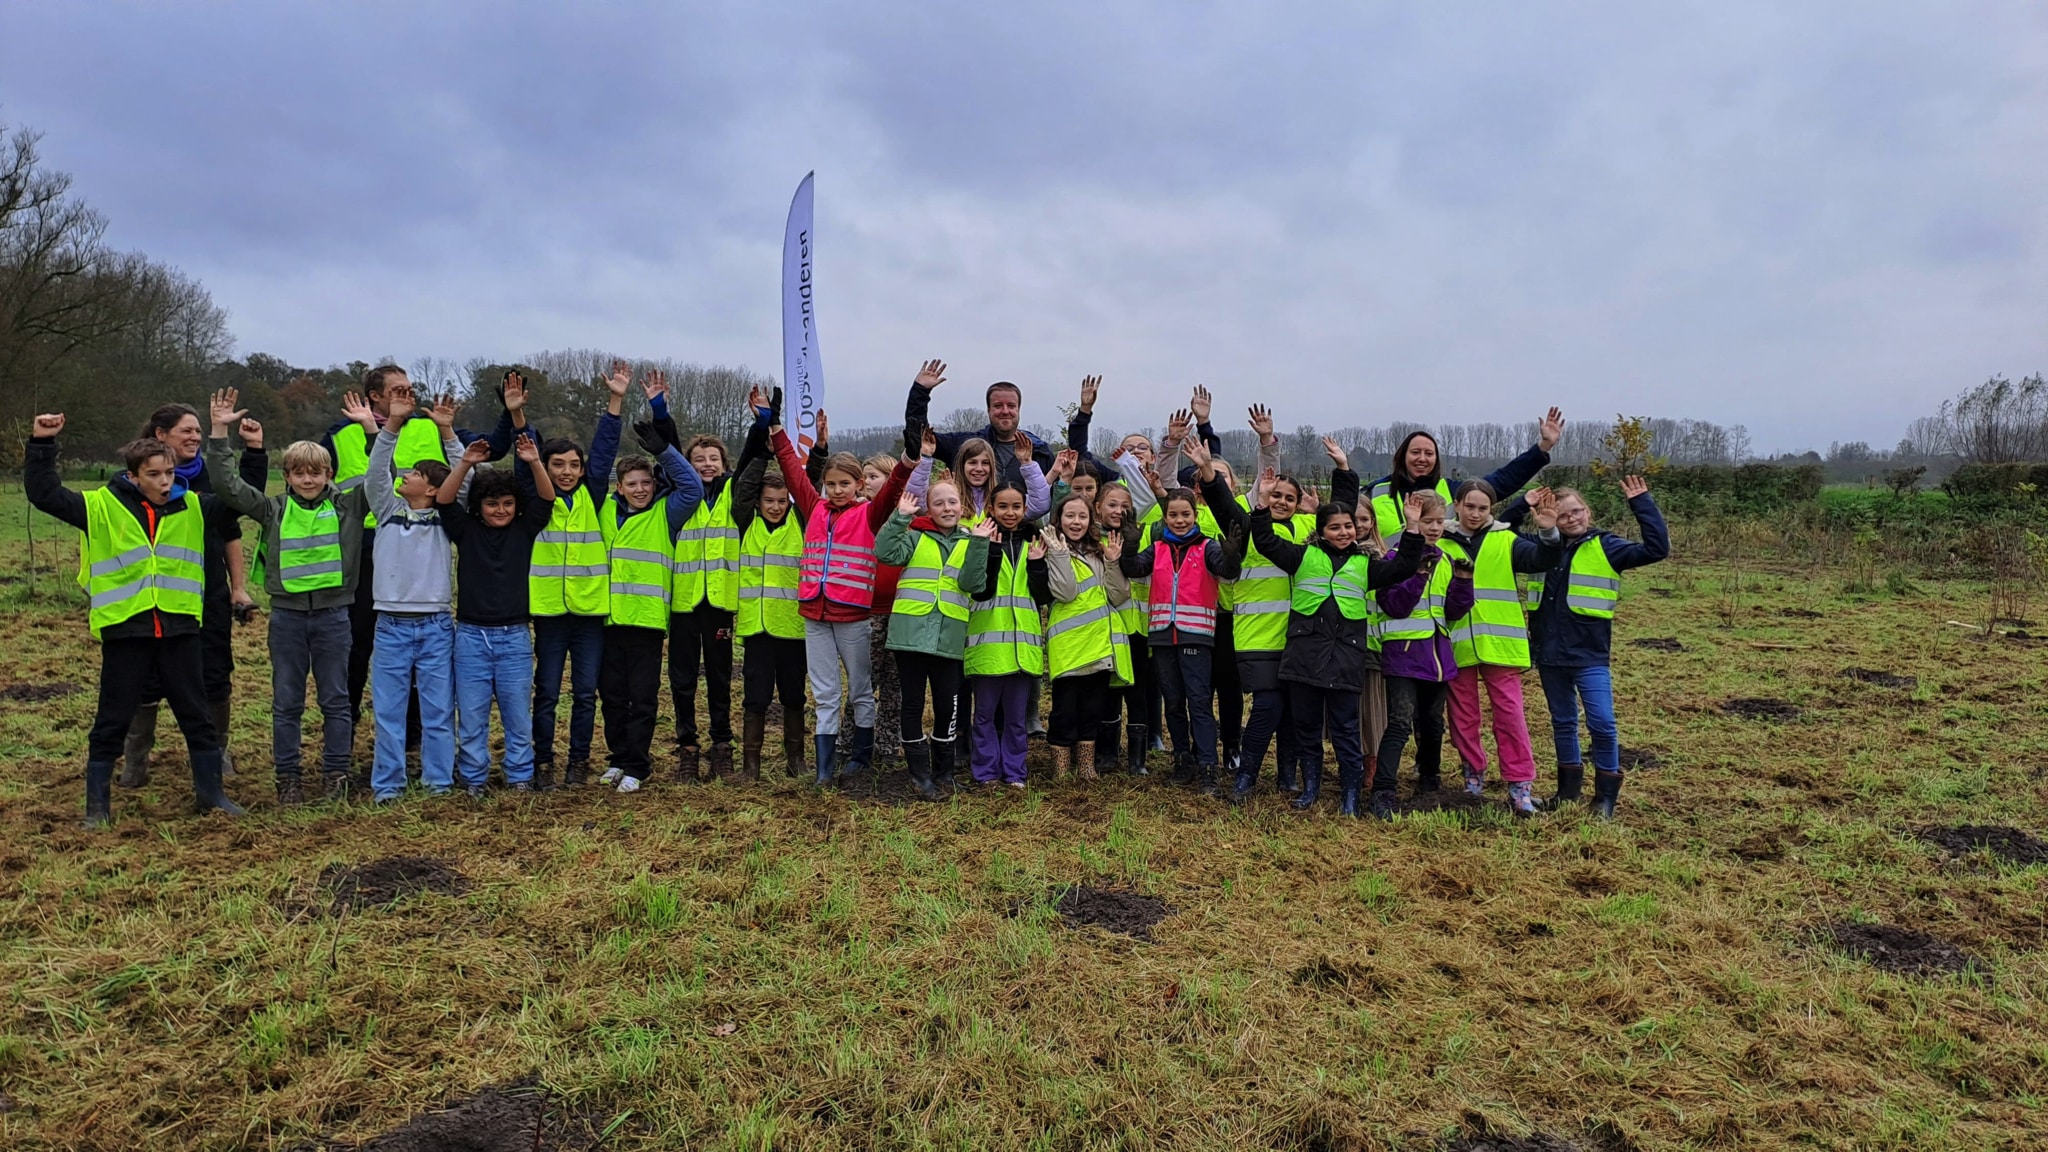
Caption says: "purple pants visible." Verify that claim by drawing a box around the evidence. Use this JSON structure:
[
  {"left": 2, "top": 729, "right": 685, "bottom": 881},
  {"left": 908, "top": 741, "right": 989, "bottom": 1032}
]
[{"left": 971, "top": 673, "right": 1033, "bottom": 784}]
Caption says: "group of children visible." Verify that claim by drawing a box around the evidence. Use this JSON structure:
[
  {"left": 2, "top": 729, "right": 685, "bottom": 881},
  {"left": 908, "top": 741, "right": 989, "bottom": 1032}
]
[{"left": 27, "top": 360, "right": 1668, "bottom": 828}]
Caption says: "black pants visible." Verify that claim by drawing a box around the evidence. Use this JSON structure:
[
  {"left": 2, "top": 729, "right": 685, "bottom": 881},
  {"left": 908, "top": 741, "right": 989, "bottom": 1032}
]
[
  {"left": 1375, "top": 675, "right": 1448, "bottom": 793},
  {"left": 1213, "top": 610, "right": 1242, "bottom": 753},
  {"left": 1155, "top": 643, "right": 1217, "bottom": 766},
  {"left": 599, "top": 624, "right": 665, "bottom": 781},
  {"left": 90, "top": 635, "right": 219, "bottom": 763},
  {"left": 1290, "top": 682, "right": 1364, "bottom": 790},
  {"left": 669, "top": 606, "right": 735, "bottom": 747},
  {"left": 894, "top": 649, "right": 963, "bottom": 743},
  {"left": 349, "top": 542, "right": 422, "bottom": 742},
  {"left": 1051, "top": 670, "right": 1115, "bottom": 747},
  {"left": 1104, "top": 637, "right": 1154, "bottom": 745},
  {"left": 742, "top": 634, "right": 808, "bottom": 716},
  {"left": 132, "top": 594, "right": 235, "bottom": 729}
]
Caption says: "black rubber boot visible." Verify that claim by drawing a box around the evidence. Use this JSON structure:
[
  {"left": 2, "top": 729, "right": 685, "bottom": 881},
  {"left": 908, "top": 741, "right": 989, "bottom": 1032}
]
[
  {"left": 1276, "top": 752, "right": 1299, "bottom": 794},
  {"left": 83, "top": 761, "right": 114, "bottom": 829},
  {"left": 1338, "top": 760, "right": 1363, "bottom": 818},
  {"left": 930, "top": 736, "right": 957, "bottom": 789},
  {"left": 904, "top": 739, "right": 938, "bottom": 801},
  {"left": 1591, "top": 769, "right": 1623, "bottom": 820},
  {"left": 191, "top": 750, "right": 245, "bottom": 816},
  {"left": 211, "top": 697, "right": 237, "bottom": 777},
  {"left": 1125, "top": 724, "right": 1149, "bottom": 776},
  {"left": 1542, "top": 764, "right": 1585, "bottom": 810},
  {"left": 813, "top": 733, "right": 838, "bottom": 785},
  {"left": 120, "top": 704, "right": 156, "bottom": 788},
  {"left": 1292, "top": 759, "right": 1323, "bottom": 810},
  {"left": 845, "top": 726, "right": 876, "bottom": 776},
  {"left": 1230, "top": 765, "right": 1256, "bottom": 804}
]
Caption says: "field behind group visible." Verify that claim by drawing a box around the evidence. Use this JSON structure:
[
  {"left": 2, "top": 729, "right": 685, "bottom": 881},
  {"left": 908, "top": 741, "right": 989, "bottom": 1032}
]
[{"left": 1, "top": 481, "right": 2046, "bottom": 1150}]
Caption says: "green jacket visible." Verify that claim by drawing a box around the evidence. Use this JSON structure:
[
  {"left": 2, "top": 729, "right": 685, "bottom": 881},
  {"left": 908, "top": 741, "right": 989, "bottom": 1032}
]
[
  {"left": 208, "top": 438, "right": 371, "bottom": 612},
  {"left": 875, "top": 511, "right": 990, "bottom": 660}
]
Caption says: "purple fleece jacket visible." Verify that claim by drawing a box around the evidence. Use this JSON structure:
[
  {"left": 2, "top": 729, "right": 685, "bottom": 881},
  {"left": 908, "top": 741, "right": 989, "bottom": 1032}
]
[{"left": 1375, "top": 545, "right": 1474, "bottom": 683}]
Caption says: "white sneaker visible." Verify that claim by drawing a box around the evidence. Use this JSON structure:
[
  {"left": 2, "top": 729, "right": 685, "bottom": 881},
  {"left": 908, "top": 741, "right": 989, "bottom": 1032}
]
[
  {"left": 600, "top": 766, "right": 623, "bottom": 785},
  {"left": 615, "top": 775, "right": 641, "bottom": 793},
  {"left": 1007, "top": 781, "right": 1026, "bottom": 790}
]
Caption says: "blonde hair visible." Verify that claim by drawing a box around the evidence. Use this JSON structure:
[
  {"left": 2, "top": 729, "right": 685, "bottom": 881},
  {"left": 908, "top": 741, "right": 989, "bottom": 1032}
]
[
  {"left": 861, "top": 453, "right": 897, "bottom": 478},
  {"left": 1550, "top": 486, "right": 1586, "bottom": 507},
  {"left": 281, "top": 440, "right": 333, "bottom": 477},
  {"left": 1412, "top": 490, "right": 1448, "bottom": 518},
  {"left": 926, "top": 474, "right": 962, "bottom": 505},
  {"left": 825, "top": 452, "right": 866, "bottom": 484}
]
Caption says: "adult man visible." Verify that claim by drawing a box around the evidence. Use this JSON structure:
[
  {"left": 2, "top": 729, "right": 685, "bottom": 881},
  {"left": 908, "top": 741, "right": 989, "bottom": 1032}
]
[{"left": 903, "top": 360, "right": 1055, "bottom": 486}]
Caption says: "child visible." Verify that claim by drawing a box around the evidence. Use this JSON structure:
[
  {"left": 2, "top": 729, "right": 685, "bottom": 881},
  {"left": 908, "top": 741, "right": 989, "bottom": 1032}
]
[
  {"left": 1249, "top": 486, "right": 1425, "bottom": 816},
  {"left": 523, "top": 360, "right": 628, "bottom": 788},
  {"left": 26, "top": 415, "right": 242, "bottom": 825},
  {"left": 843, "top": 443, "right": 910, "bottom": 770},
  {"left": 1037, "top": 493, "right": 1132, "bottom": 781},
  {"left": 1362, "top": 407, "right": 1564, "bottom": 541},
  {"left": 349, "top": 385, "right": 469, "bottom": 802},
  {"left": 438, "top": 435, "right": 557, "bottom": 794},
  {"left": 648, "top": 376, "right": 741, "bottom": 781},
  {"left": 877, "top": 477, "right": 994, "bottom": 798},
  {"left": 1092, "top": 480, "right": 1147, "bottom": 772},
  {"left": 1528, "top": 477, "right": 1669, "bottom": 819},
  {"left": 773, "top": 410, "right": 913, "bottom": 783},
  {"left": 206, "top": 391, "right": 371, "bottom": 805},
  {"left": 965, "top": 482, "right": 1044, "bottom": 788},
  {"left": 907, "top": 436, "right": 1051, "bottom": 526},
  {"left": 1117, "top": 436, "right": 1242, "bottom": 795},
  {"left": 597, "top": 407, "right": 706, "bottom": 793},
  {"left": 1442, "top": 481, "right": 1563, "bottom": 815},
  {"left": 1369, "top": 490, "right": 1475, "bottom": 820},
  {"left": 732, "top": 392, "right": 811, "bottom": 780}
]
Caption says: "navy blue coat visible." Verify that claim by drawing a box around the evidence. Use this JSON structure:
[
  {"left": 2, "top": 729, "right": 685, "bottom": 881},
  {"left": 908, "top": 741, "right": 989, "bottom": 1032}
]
[{"left": 1526, "top": 493, "right": 1669, "bottom": 668}]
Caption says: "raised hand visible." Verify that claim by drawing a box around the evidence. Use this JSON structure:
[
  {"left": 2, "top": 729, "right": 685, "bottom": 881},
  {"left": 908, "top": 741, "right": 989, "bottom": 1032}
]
[
  {"left": 1300, "top": 482, "right": 1320, "bottom": 513},
  {"left": 385, "top": 382, "right": 417, "bottom": 423},
  {"left": 747, "top": 384, "right": 770, "bottom": 417},
  {"left": 1078, "top": 374, "right": 1101, "bottom": 414},
  {"left": 238, "top": 418, "right": 264, "bottom": 450},
  {"left": 1403, "top": 491, "right": 1425, "bottom": 531},
  {"left": 605, "top": 360, "right": 633, "bottom": 398},
  {"left": 915, "top": 359, "right": 947, "bottom": 390},
  {"left": 920, "top": 423, "right": 937, "bottom": 459},
  {"left": 1100, "top": 527, "right": 1122, "bottom": 561},
  {"left": 642, "top": 368, "right": 668, "bottom": 403},
  {"left": 815, "top": 410, "right": 829, "bottom": 446},
  {"left": 1529, "top": 487, "right": 1558, "bottom": 530},
  {"left": 1247, "top": 404, "right": 1273, "bottom": 441},
  {"left": 430, "top": 393, "right": 458, "bottom": 430},
  {"left": 970, "top": 517, "right": 998, "bottom": 539},
  {"left": 513, "top": 434, "right": 541, "bottom": 464},
  {"left": 1322, "top": 435, "right": 1348, "bottom": 470},
  {"left": 209, "top": 387, "right": 246, "bottom": 437},
  {"left": 1256, "top": 466, "right": 1277, "bottom": 504},
  {"left": 1189, "top": 385, "right": 1212, "bottom": 424},
  {"left": 1041, "top": 525, "right": 1068, "bottom": 554},
  {"left": 1027, "top": 535, "right": 1046, "bottom": 561},
  {"left": 1539, "top": 407, "right": 1566, "bottom": 452},
  {"left": 502, "top": 370, "right": 527, "bottom": 413},
  {"left": 1049, "top": 448, "right": 1078, "bottom": 483},
  {"left": 31, "top": 413, "right": 65, "bottom": 437},
  {"left": 1620, "top": 474, "right": 1649, "bottom": 500},
  {"left": 340, "top": 392, "right": 378, "bottom": 429},
  {"left": 461, "top": 439, "right": 492, "bottom": 465},
  {"left": 632, "top": 420, "right": 666, "bottom": 455},
  {"left": 897, "top": 489, "right": 920, "bottom": 516},
  {"left": 1182, "top": 432, "right": 1211, "bottom": 468},
  {"left": 1165, "top": 408, "right": 1190, "bottom": 446}
]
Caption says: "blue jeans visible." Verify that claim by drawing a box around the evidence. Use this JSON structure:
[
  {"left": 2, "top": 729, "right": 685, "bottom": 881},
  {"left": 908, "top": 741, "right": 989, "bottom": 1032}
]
[
  {"left": 533, "top": 613, "right": 604, "bottom": 766},
  {"left": 1538, "top": 663, "right": 1619, "bottom": 773},
  {"left": 370, "top": 613, "right": 457, "bottom": 798},
  {"left": 456, "top": 623, "right": 535, "bottom": 787}
]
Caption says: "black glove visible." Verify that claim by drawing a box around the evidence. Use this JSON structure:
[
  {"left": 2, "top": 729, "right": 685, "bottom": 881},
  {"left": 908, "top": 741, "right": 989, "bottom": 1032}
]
[
  {"left": 769, "top": 387, "right": 784, "bottom": 426},
  {"left": 632, "top": 420, "right": 666, "bottom": 455}
]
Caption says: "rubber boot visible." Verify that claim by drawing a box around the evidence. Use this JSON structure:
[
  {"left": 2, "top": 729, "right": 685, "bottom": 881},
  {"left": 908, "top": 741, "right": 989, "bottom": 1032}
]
[
  {"left": 740, "top": 712, "right": 765, "bottom": 782},
  {"left": 190, "top": 750, "right": 245, "bottom": 816},
  {"left": 813, "top": 733, "right": 838, "bottom": 785},
  {"left": 1591, "top": 769, "right": 1623, "bottom": 820},
  {"left": 1230, "top": 762, "right": 1256, "bottom": 804},
  {"left": 1542, "top": 764, "right": 1585, "bottom": 811},
  {"left": 83, "top": 761, "right": 114, "bottom": 829},
  {"left": 211, "top": 697, "right": 236, "bottom": 777},
  {"left": 1338, "top": 760, "right": 1363, "bottom": 818},
  {"left": 845, "top": 726, "right": 876, "bottom": 776},
  {"left": 1075, "top": 742, "right": 1098, "bottom": 781},
  {"left": 1050, "top": 745, "right": 1071, "bottom": 781},
  {"left": 930, "top": 735, "right": 957, "bottom": 789},
  {"left": 1125, "top": 724, "right": 1150, "bottom": 776},
  {"left": 784, "top": 712, "right": 809, "bottom": 779},
  {"left": 904, "top": 738, "right": 938, "bottom": 800},
  {"left": 1292, "top": 759, "right": 1323, "bottom": 810},
  {"left": 1276, "top": 752, "right": 1299, "bottom": 794},
  {"left": 120, "top": 703, "right": 157, "bottom": 788},
  {"left": 708, "top": 741, "right": 734, "bottom": 781}
]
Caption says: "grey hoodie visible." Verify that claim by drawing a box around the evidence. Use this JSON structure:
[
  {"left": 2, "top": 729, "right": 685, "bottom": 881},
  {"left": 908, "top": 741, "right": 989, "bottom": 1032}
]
[{"left": 366, "top": 421, "right": 469, "bottom": 614}]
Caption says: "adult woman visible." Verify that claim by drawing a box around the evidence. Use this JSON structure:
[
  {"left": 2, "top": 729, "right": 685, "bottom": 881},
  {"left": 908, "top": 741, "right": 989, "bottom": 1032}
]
[{"left": 121, "top": 401, "right": 260, "bottom": 788}]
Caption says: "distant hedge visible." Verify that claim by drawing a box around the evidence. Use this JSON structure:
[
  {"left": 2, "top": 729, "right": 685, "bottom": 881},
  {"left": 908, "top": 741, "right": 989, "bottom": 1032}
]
[
  {"left": 1529, "top": 462, "right": 1824, "bottom": 519},
  {"left": 1942, "top": 462, "right": 2048, "bottom": 498}
]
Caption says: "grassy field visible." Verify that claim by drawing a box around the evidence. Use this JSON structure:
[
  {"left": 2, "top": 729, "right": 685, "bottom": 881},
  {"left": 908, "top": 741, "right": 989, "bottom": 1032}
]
[{"left": 2, "top": 482, "right": 2048, "bottom": 1150}]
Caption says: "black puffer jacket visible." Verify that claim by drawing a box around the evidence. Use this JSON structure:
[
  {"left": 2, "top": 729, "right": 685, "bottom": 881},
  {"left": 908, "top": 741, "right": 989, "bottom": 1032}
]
[{"left": 1248, "top": 510, "right": 1423, "bottom": 690}]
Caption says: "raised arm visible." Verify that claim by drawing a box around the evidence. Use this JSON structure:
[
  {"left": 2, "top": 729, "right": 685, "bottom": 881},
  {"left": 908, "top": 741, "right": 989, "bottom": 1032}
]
[
  {"left": 23, "top": 415, "right": 87, "bottom": 530},
  {"left": 1021, "top": 458, "right": 1053, "bottom": 520},
  {"left": 1475, "top": 407, "right": 1564, "bottom": 500},
  {"left": 1247, "top": 507, "right": 1308, "bottom": 574},
  {"left": 1608, "top": 478, "right": 1669, "bottom": 570},
  {"left": 866, "top": 455, "right": 916, "bottom": 532},
  {"left": 771, "top": 426, "right": 822, "bottom": 514}
]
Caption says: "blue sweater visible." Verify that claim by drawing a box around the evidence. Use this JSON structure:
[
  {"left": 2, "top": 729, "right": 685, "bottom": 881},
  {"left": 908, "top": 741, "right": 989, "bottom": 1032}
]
[{"left": 1526, "top": 493, "right": 1669, "bottom": 668}]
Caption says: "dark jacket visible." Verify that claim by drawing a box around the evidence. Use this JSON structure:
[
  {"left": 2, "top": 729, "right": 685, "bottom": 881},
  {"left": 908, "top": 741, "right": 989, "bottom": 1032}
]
[
  {"left": 181, "top": 453, "right": 258, "bottom": 605},
  {"left": 1375, "top": 546, "right": 1476, "bottom": 683},
  {"left": 439, "top": 482, "right": 556, "bottom": 626},
  {"left": 1249, "top": 510, "right": 1423, "bottom": 690},
  {"left": 25, "top": 438, "right": 234, "bottom": 642},
  {"left": 1368, "top": 442, "right": 1552, "bottom": 514},
  {"left": 1528, "top": 492, "right": 1669, "bottom": 668},
  {"left": 905, "top": 378, "right": 1056, "bottom": 486},
  {"left": 981, "top": 531, "right": 1048, "bottom": 608}
]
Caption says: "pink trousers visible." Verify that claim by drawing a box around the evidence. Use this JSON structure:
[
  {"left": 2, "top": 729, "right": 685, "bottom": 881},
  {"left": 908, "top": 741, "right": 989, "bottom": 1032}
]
[{"left": 1447, "top": 663, "right": 1537, "bottom": 784}]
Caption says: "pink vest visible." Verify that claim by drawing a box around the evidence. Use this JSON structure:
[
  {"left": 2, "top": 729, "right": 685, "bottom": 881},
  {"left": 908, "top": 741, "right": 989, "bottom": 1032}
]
[
  {"left": 800, "top": 501, "right": 879, "bottom": 610},
  {"left": 1147, "top": 538, "right": 1218, "bottom": 638}
]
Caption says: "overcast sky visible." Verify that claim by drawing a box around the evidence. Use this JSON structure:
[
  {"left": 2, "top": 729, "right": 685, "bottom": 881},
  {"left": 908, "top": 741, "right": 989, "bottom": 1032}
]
[{"left": 4, "top": 2, "right": 2044, "bottom": 451}]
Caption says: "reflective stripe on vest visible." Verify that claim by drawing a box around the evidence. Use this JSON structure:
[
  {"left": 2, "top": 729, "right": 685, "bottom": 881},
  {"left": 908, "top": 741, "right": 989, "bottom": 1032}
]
[
  {"left": 1147, "top": 538, "right": 1218, "bottom": 638},
  {"left": 1368, "top": 477, "right": 1454, "bottom": 541},
  {"left": 601, "top": 497, "right": 672, "bottom": 629},
  {"left": 1529, "top": 535, "right": 1622, "bottom": 619},
  {"left": 671, "top": 484, "right": 741, "bottom": 612},
  {"left": 891, "top": 531, "right": 973, "bottom": 622},
  {"left": 1233, "top": 496, "right": 1316, "bottom": 652},
  {"left": 799, "top": 502, "right": 879, "bottom": 610},
  {"left": 1444, "top": 530, "right": 1530, "bottom": 668},
  {"left": 1289, "top": 546, "right": 1375, "bottom": 620},
  {"left": 530, "top": 495, "right": 610, "bottom": 616},
  {"left": 736, "top": 515, "right": 805, "bottom": 639},
  {"left": 78, "top": 488, "right": 206, "bottom": 638},
  {"left": 1046, "top": 555, "right": 1129, "bottom": 683},
  {"left": 1380, "top": 555, "right": 1455, "bottom": 641},
  {"left": 277, "top": 498, "right": 346, "bottom": 592},
  {"left": 965, "top": 546, "right": 1045, "bottom": 677}
]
